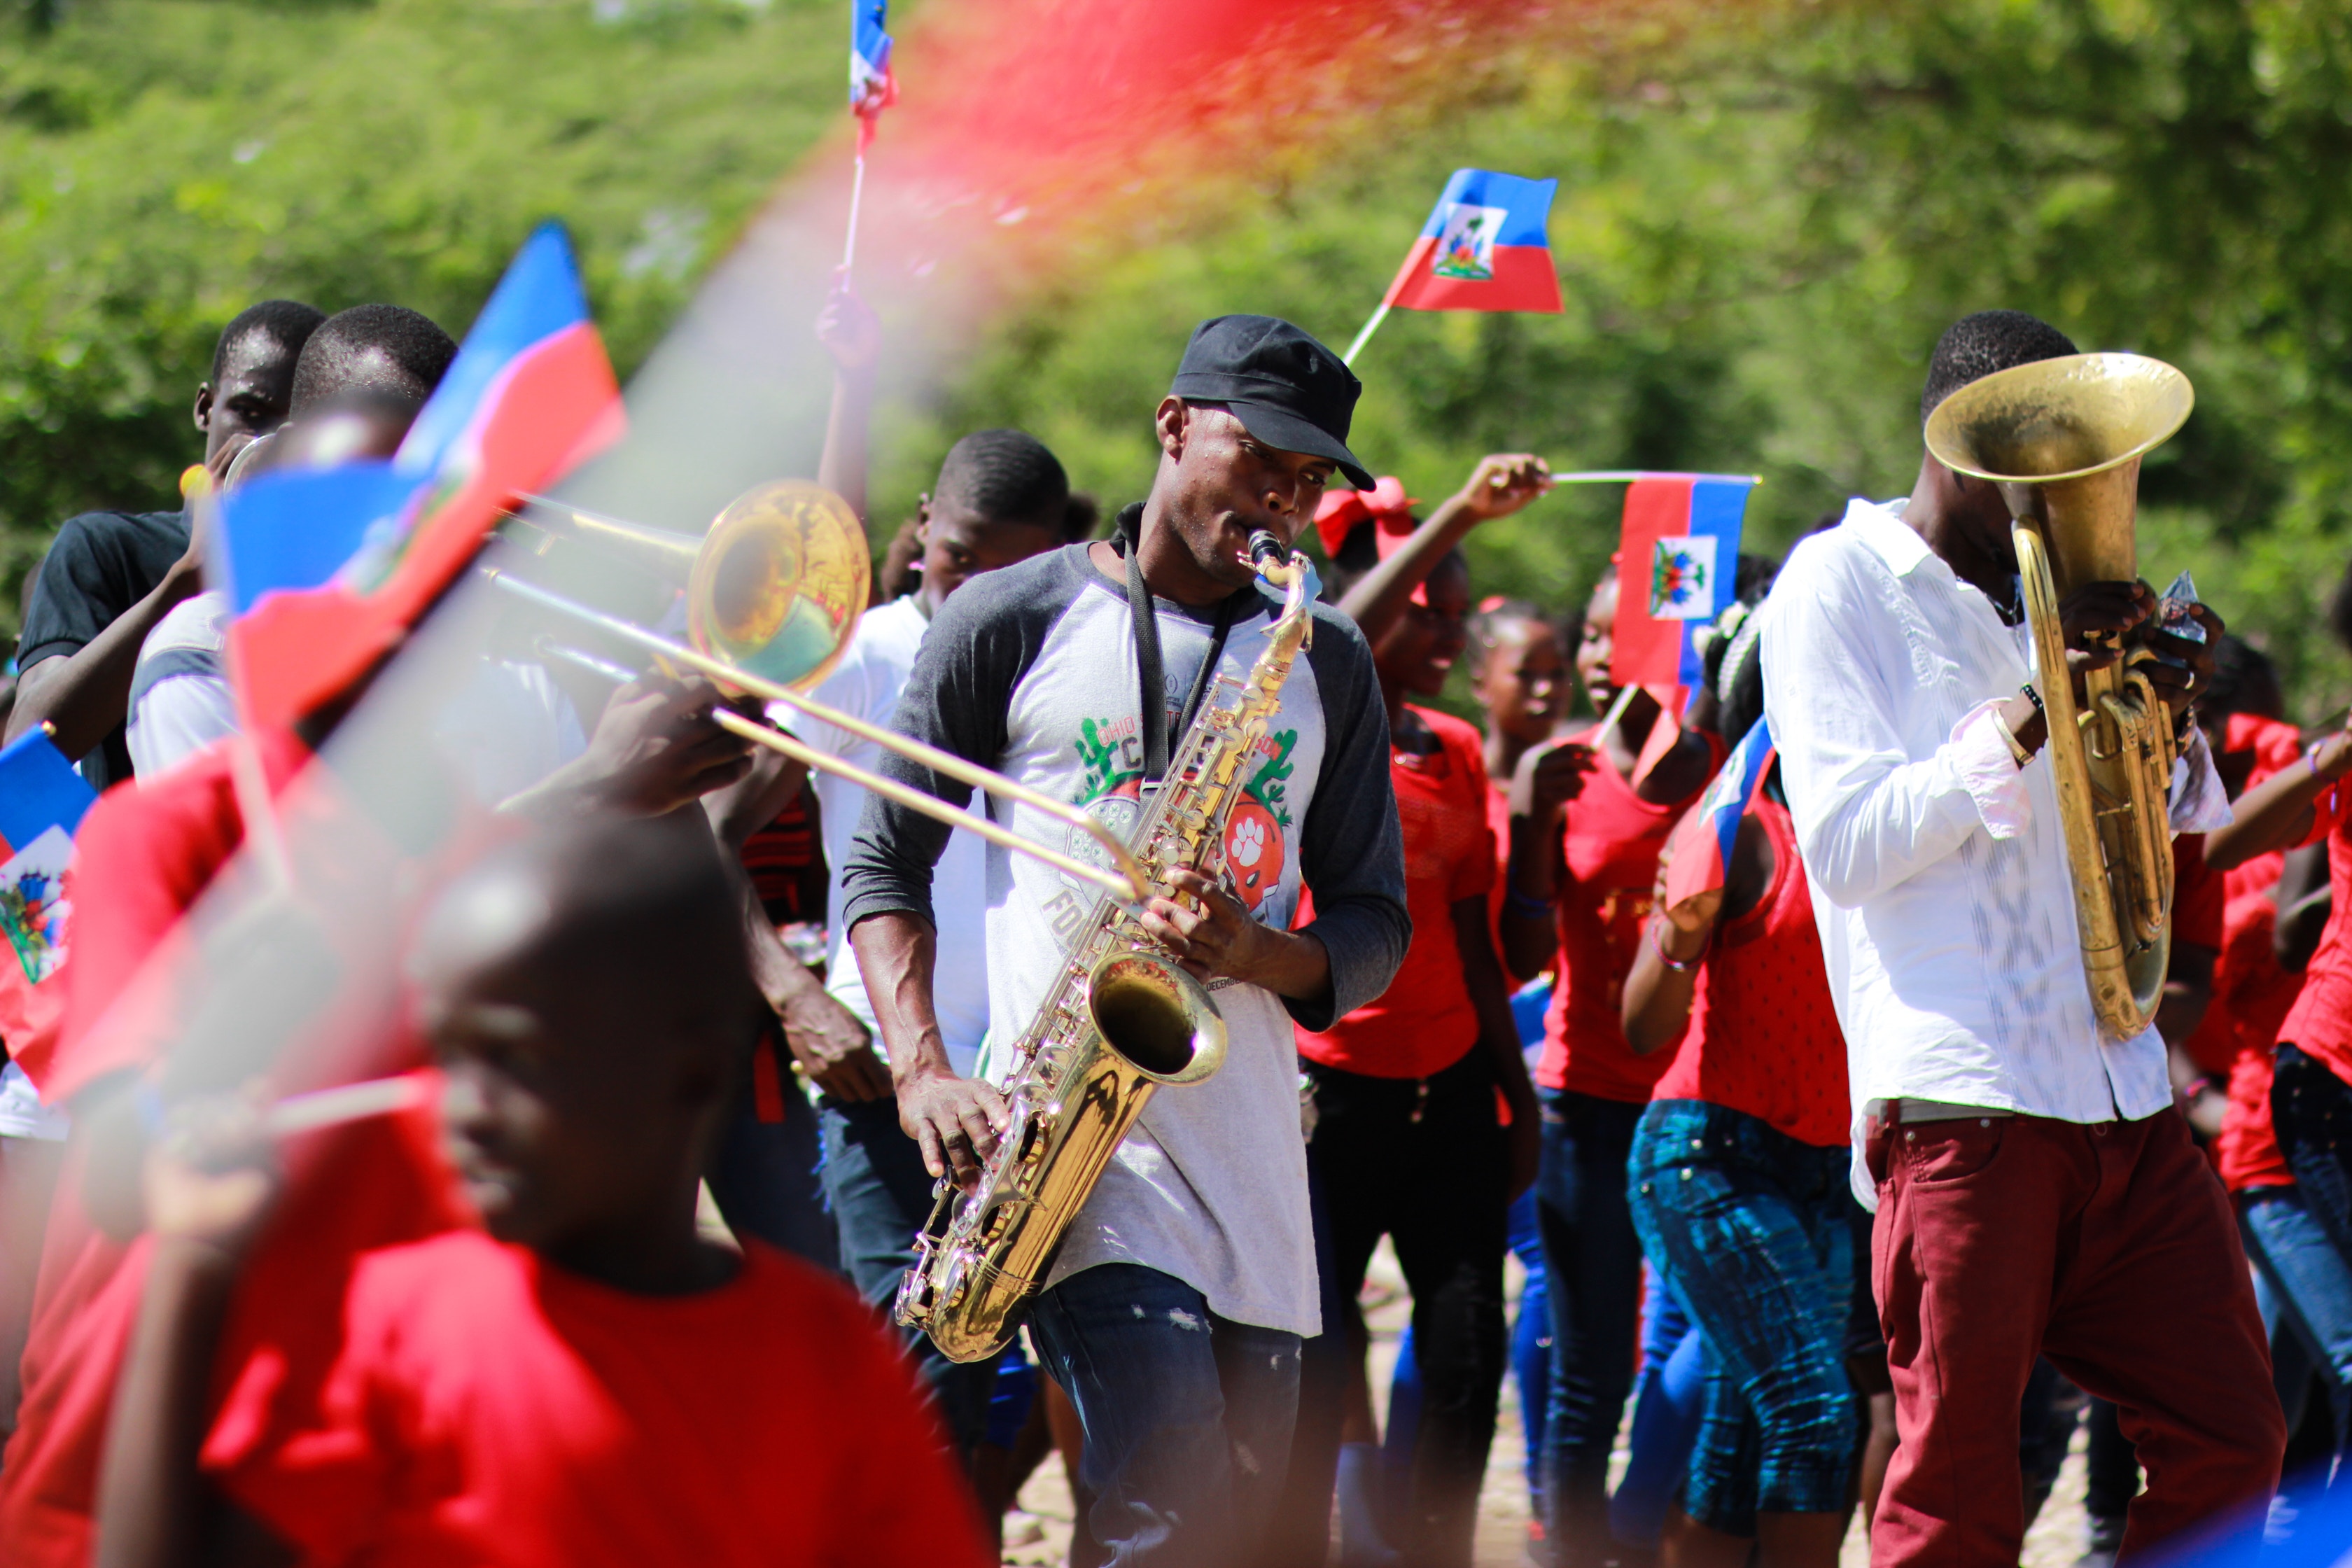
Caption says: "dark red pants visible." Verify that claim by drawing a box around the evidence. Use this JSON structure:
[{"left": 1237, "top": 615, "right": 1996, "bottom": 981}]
[{"left": 1867, "top": 1105, "right": 2283, "bottom": 1567}]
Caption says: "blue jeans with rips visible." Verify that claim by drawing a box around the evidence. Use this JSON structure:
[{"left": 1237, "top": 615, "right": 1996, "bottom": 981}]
[
  {"left": 1628, "top": 1099, "right": 1856, "bottom": 1534},
  {"left": 1029, "top": 1262, "right": 1303, "bottom": 1568},
  {"left": 1536, "top": 1088, "right": 1648, "bottom": 1564}
]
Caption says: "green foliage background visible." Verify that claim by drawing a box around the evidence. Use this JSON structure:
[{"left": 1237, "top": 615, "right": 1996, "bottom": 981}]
[{"left": 8, "top": 0, "right": 2352, "bottom": 719}]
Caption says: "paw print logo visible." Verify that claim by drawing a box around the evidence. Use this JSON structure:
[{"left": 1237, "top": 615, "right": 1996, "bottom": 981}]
[
  {"left": 1222, "top": 802, "right": 1285, "bottom": 911},
  {"left": 1231, "top": 815, "right": 1268, "bottom": 868}
]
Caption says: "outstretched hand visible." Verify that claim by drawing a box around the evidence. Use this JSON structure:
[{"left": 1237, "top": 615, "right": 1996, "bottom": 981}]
[
  {"left": 1455, "top": 453, "right": 1553, "bottom": 523},
  {"left": 816, "top": 267, "right": 881, "bottom": 376}
]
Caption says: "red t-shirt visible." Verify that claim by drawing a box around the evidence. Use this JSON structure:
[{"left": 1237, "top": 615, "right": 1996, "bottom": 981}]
[
  {"left": 1651, "top": 800, "right": 1849, "bottom": 1147},
  {"left": 2276, "top": 778, "right": 2352, "bottom": 1085},
  {"left": 0, "top": 734, "right": 477, "bottom": 1568},
  {"left": 2171, "top": 836, "right": 2230, "bottom": 1075},
  {"left": 1535, "top": 729, "right": 1723, "bottom": 1099},
  {"left": 2210, "top": 718, "right": 2316, "bottom": 1192},
  {"left": 1297, "top": 706, "right": 1494, "bottom": 1079},
  {"left": 223, "top": 1231, "right": 987, "bottom": 1568}
]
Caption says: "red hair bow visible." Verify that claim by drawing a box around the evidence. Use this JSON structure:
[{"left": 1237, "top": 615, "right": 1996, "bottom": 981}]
[{"left": 1313, "top": 476, "right": 1418, "bottom": 558}]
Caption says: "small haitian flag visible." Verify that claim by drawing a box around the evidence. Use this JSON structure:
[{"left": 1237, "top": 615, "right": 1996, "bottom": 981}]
[
  {"left": 850, "top": 0, "right": 897, "bottom": 153},
  {"left": 0, "top": 730, "right": 99, "bottom": 1091},
  {"left": 1382, "top": 169, "right": 1564, "bottom": 315},
  {"left": 223, "top": 222, "right": 624, "bottom": 731},
  {"left": 1662, "top": 715, "right": 1774, "bottom": 911},
  {"left": 1608, "top": 474, "right": 1757, "bottom": 692}
]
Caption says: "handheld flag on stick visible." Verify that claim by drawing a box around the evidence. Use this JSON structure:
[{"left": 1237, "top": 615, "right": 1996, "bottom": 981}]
[
  {"left": 0, "top": 729, "right": 99, "bottom": 1091},
  {"left": 844, "top": 0, "right": 897, "bottom": 272},
  {"left": 1608, "top": 474, "right": 1758, "bottom": 694},
  {"left": 1662, "top": 716, "right": 1774, "bottom": 912},
  {"left": 1345, "top": 168, "right": 1564, "bottom": 365},
  {"left": 223, "top": 222, "right": 623, "bottom": 734}
]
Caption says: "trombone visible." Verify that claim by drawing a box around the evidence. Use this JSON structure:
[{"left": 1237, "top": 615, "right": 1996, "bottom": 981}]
[{"left": 484, "top": 479, "right": 1149, "bottom": 904}]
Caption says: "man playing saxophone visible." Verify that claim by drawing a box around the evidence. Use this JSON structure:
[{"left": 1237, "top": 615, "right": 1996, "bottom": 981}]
[
  {"left": 1760, "top": 310, "right": 2284, "bottom": 1568},
  {"left": 841, "top": 315, "right": 1409, "bottom": 1568}
]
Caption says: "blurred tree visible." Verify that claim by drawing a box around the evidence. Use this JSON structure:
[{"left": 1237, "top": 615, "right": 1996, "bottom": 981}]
[{"left": 7, "top": 0, "right": 2352, "bottom": 722}]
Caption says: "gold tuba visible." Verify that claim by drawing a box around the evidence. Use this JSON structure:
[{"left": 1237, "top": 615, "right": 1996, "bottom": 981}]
[{"left": 1924, "top": 353, "right": 2195, "bottom": 1041}]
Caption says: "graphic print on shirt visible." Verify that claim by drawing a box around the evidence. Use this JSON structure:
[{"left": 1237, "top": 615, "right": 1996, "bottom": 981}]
[{"left": 1060, "top": 707, "right": 1301, "bottom": 920}]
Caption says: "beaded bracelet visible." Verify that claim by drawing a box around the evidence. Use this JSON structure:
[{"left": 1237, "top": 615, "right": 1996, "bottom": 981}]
[{"left": 2019, "top": 682, "right": 2045, "bottom": 718}]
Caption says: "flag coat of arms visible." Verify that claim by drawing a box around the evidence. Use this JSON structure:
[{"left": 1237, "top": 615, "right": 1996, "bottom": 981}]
[
  {"left": 1663, "top": 716, "right": 1774, "bottom": 911},
  {"left": 1382, "top": 169, "right": 1563, "bottom": 315},
  {"left": 850, "top": 0, "right": 897, "bottom": 149},
  {"left": 0, "top": 731, "right": 99, "bottom": 1090},
  {"left": 1609, "top": 475, "right": 1756, "bottom": 692},
  {"left": 223, "top": 223, "right": 623, "bottom": 731}
]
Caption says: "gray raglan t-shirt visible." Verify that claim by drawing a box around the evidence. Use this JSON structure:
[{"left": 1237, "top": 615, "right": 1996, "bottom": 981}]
[{"left": 839, "top": 540, "right": 1409, "bottom": 1337}]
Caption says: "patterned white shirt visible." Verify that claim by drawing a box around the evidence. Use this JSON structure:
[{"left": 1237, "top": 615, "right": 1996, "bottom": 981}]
[{"left": 1761, "top": 498, "right": 2228, "bottom": 1205}]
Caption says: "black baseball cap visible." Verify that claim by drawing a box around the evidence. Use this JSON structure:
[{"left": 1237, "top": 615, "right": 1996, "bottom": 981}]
[{"left": 1168, "top": 315, "right": 1373, "bottom": 490}]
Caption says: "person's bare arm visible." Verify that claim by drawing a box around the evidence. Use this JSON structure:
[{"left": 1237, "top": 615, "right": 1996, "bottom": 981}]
[
  {"left": 1499, "top": 741, "right": 1596, "bottom": 981},
  {"left": 850, "top": 911, "right": 1005, "bottom": 1184},
  {"left": 729, "top": 864, "right": 890, "bottom": 1102},
  {"left": 1335, "top": 455, "right": 1550, "bottom": 648},
  {"left": 1144, "top": 868, "right": 1332, "bottom": 1002},
  {"left": 1622, "top": 806, "right": 1748, "bottom": 1056},
  {"left": 94, "top": 1107, "right": 293, "bottom": 1568},
  {"left": 8, "top": 569, "right": 203, "bottom": 758},
  {"left": 813, "top": 271, "right": 879, "bottom": 524},
  {"left": 2208, "top": 724, "right": 2352, "bottom": 872},
  {"left": 1454, "top": 894, "right": 1540, "bottom": 1198},
  {"left": 703, "top": 748, "right": 812, "bottom": 854},
  {"left": 2276, "top": 844, "right": 2332, "bottom": 973}
]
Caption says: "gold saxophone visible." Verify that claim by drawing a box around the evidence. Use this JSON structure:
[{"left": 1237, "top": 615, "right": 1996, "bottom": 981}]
[
  {"left": 1924, "top": 352, "right": 2197, "bottom": 1041},
  {"left": 894, "top": 531, "right": 1315, "bottom": 1364}
]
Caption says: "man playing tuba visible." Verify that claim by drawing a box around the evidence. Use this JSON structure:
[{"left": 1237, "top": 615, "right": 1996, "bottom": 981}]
[{"left": 1760, "top": 311, "right": 2284, "bottom": 1568}]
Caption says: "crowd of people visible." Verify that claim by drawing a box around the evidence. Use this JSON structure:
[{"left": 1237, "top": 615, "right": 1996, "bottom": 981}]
[{"left": 0, "top": 277, "right": 2341, "bottom": 1568}]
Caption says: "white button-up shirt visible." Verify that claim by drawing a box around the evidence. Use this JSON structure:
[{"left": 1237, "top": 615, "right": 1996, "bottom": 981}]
[{"left": 1761, "top": 498, "right": 2228, "bottom": 1205}]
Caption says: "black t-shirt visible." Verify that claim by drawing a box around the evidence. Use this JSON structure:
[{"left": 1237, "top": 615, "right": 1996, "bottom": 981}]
[{"left": 18, "top": 507, "right": 190, "bottom": 791}]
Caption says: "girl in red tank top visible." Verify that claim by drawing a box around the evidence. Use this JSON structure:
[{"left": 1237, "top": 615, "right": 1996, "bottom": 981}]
[
  {"left": 1616, "top": 632, "right": 1857, "bottom": 1568},
  {"left": 1491, "top": 561, "right": 1728, "bottom": 1553}
]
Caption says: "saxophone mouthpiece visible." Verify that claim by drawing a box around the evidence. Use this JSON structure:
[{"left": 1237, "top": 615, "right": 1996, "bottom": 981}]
[{"left": 1244, "top": 531, "right": 1304, "bottom": 589}]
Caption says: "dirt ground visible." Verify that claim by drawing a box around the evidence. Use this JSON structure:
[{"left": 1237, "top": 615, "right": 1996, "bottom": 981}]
[{"left": 997, "top": 1239, "right": 2099, "bottom": 1568}]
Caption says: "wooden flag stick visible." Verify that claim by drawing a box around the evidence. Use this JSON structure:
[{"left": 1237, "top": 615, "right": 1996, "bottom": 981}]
[{"left": 1584, "top": 680, "right": 1642, "bottom": 757}]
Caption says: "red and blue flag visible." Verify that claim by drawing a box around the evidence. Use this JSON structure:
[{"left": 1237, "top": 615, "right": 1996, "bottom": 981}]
[
  {"left": 1609, "top": 474, "right": 1757, "bottom": 692},
  {"left": 0, "top": 730, "right": 99, "bottom": 1089},
  {"left": 223, "top": 222, "right": 623, "bottom": 730},
  {"left": 850, "top": 0, "right": 897, "bottom": 151},
  {"left": 1662, "top": 716, "right": 1773, "bottom": 911},
  {"left": 1382, "top": 169, "right": 1563, "bottom": 315}
]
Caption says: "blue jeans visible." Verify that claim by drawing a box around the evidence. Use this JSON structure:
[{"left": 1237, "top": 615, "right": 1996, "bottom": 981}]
[
  {"left": 818, "top": 1095, "right": 1002, "bottom": 1453},
  {"left": 1536, "top": 1088, "right": 1648, "bottom": 1562},
  {"left": 1628, "top": 1100, "right": 1856, "bottom": 1533},
  {"left": 705, "top": 1040, "right": 837, "bottom": 1268},
  {"left": 1030, "top": 1263, "right": 1302, "bottom": 1568},
  {"left": 1611, "top": 1271, "right": 1706, "bottom": 1548},
  {"left": 2239, "top": 1186, "right": 2352, "bottom": 1462}
]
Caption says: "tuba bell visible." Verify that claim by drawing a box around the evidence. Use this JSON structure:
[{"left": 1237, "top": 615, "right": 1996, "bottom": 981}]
[{"left": 1924, "top": 352, "right": 2196, "bottom": 1042}]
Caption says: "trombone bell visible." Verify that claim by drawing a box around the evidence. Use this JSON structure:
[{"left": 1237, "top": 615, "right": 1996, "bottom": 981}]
[{"left": 688, "top": 481, "right": 869, "bottom": 692}]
